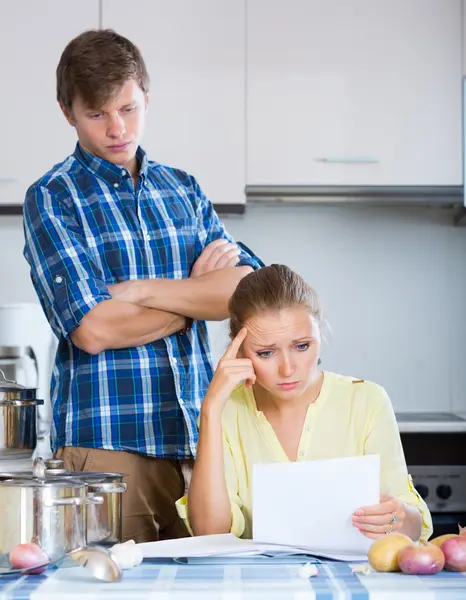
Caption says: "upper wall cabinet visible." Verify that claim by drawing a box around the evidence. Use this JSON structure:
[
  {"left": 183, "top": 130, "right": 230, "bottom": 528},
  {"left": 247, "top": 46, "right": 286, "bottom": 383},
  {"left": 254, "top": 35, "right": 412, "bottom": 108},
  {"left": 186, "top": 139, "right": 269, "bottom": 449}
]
[
  {"left": 103, "top": 1, "right": 246, "bottom": 208},
  {"left": 0, "top": 1, "right": 99, "bottom": 206},
  {"left": 247, "top": 0, "right": 462, "bottom": 187}
]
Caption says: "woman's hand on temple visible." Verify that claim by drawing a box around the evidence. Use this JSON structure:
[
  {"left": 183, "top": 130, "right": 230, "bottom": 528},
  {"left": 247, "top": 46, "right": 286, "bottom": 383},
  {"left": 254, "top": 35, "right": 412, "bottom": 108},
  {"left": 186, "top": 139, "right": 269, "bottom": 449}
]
[
  {"left": 352, "top": 493, "right": 406, "bottom": 540},
  {"left": 202, "top": 328, "right": 256, "bottom": 416}
]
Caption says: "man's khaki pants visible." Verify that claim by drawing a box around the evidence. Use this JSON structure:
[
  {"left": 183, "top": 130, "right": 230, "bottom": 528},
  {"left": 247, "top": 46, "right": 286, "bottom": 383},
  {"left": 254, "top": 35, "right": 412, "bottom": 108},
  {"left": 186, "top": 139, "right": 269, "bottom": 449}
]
[{"left": 55, "top": 447, "right": 193, "bottom": 543}]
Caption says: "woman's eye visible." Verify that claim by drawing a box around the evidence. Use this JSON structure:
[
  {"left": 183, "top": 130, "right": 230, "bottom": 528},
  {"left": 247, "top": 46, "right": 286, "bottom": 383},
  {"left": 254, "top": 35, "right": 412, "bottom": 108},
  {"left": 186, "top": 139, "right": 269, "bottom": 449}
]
[
  {"left": 256, "top": 350, "right": 274, "bottom": 359},
  {"left": 296, "top": 343, "right": 310, "bottom": 352}
]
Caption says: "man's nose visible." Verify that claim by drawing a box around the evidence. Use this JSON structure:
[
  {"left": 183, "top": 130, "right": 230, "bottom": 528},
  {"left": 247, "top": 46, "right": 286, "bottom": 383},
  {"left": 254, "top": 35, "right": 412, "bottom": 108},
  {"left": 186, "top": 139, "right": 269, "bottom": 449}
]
[{"left": 107, "top": 115, "right": 125, "bottom": 138}]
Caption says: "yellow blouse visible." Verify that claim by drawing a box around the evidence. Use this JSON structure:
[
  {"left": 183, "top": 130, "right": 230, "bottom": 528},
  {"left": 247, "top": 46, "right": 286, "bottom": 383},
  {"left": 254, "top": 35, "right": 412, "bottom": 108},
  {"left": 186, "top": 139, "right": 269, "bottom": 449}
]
[{"left": 177, "top": 371, "right": 433, "bottom": 541}]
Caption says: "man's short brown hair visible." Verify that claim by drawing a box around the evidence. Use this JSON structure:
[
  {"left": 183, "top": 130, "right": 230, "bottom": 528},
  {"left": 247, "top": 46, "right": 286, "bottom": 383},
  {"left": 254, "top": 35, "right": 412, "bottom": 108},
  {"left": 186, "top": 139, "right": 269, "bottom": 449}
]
[{"left": 57, "top": 29, "right": 150, "bottom": 112}]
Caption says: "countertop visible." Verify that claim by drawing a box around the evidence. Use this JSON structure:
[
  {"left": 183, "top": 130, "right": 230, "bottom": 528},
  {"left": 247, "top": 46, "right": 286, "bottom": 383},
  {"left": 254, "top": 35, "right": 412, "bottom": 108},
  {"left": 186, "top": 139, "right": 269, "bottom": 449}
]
[
  {"left": 396, "top": 411, "right": 466, "bottom": 433},
  {"left": 0, "top": 558, "right": 465, "bottom": 599}
]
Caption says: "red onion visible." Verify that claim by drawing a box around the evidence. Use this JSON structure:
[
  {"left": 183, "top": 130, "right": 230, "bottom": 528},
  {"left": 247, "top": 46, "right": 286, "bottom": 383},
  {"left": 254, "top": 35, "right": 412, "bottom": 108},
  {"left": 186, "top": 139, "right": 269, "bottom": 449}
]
[
  {"left": 398, "top": 541, "right": 445, "bottom": 575},
  {"left": 9, "top": 543, "right": 49, "bottom": 574},
  {"left": 441, "top": 537, "right": 466, "bottom": 572}
]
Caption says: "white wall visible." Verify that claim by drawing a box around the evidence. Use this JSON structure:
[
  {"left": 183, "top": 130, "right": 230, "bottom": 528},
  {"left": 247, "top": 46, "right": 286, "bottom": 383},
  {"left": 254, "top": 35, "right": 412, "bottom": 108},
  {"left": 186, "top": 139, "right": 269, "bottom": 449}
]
[
  {"left": 2, "top": 204, "right": 466, "bottom": 414},
  {"left": 208, "top": 204, "right": 466, "bottom": 415}
]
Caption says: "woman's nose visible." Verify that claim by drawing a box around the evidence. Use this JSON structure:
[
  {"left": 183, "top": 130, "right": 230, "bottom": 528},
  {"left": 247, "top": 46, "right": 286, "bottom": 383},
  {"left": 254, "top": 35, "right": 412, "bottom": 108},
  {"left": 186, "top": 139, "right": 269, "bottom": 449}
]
[{"left": 279, "top": 356, "right": 295, "bottom": 378}]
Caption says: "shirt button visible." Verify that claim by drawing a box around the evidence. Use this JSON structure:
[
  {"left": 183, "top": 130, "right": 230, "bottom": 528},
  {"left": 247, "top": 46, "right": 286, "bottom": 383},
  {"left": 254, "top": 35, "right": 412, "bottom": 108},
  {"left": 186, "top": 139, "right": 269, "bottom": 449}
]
[
  {"left": 144, "top": 234, "right": 151, "bottom": 241},
  {"left": 173, "top": 358, "right": 177, "bottom": 364},
  {"left": 121, "top": 169, "right": 127, "bottom": 176},
  {"left": 55, "top": 276, "right": 63, "bottom": 284},
  {"left": 179, "top": 397, "right": 184, "bottom": 405},
  {"left": 113, "top": 182, "right": 119, "bottom": 188},
  {"left": 298, "top": 450, "right": 305, "bottom": 457}
]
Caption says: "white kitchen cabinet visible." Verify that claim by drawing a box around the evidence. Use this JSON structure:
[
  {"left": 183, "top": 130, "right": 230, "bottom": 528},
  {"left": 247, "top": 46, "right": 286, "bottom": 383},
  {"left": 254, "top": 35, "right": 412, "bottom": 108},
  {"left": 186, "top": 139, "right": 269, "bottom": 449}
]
[
  {"left": 0, "top": 1, "right": 99, "bottom": 207},
  {"left": 247, "top": 0, "right": 462, "bottom": 187},
  {"left": 102, "top": 0, "right": 246, "bottom": 208}
]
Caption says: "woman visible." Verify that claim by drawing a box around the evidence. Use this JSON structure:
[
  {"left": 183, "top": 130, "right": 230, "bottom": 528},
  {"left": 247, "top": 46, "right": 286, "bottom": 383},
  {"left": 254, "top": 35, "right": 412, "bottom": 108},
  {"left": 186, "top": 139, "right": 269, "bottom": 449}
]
[{"left": 177, "top": 265, "right": 432, "bottom": 542}]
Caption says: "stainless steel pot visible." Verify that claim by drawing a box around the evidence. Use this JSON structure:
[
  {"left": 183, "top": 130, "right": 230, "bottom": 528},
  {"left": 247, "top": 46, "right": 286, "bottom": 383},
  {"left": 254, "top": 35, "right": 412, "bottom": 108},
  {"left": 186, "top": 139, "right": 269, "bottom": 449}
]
[
  {"left": 0, "top": 369, "right": 43, "bottom": 459},
  {"left": 0, "top": 476, "right": 103, "bottom": 560},
  {"left": 0, "top": 459, "right": 127, "bottom": 546},
  {"left": 43, "top": 459, "right": 127, "bottom": 546},
  {"left": 43, "top": 458, "right": 127, "bottom": 545}
]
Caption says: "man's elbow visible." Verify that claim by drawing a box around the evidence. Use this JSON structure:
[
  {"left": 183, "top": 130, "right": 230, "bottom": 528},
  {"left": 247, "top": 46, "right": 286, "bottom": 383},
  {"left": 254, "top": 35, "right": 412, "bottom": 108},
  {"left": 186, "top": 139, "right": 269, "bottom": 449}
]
[{"left": 70, "top": 321, "right": 107, "bottom": 355}]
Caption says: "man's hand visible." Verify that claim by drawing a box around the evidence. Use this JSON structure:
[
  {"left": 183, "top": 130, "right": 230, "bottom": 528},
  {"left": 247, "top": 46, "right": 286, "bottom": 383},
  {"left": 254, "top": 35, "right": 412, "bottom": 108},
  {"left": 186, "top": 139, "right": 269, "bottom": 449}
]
[
  {"left": 108, "top": 280, "right": 143, "bottom": 304},
  {"left": 191, "top": 239, "right": 241, "bottom": 278}
]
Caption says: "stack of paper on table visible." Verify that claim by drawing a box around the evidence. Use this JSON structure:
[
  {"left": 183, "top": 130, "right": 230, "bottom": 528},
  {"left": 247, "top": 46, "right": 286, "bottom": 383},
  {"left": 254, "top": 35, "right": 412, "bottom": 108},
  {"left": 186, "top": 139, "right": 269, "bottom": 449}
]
[{"left": 140, "top": 455, "right": 380, "bottom": 562}]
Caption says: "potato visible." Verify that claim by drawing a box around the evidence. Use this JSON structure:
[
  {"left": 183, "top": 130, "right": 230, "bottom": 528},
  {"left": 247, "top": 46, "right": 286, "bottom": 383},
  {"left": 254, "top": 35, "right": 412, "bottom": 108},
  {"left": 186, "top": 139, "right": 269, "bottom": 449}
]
[
  {"left": 368, "top": 533, "right": 412, "bottom": 572},
  {"left": 430, "top": 534, "right": 458, "bottom": 548}
]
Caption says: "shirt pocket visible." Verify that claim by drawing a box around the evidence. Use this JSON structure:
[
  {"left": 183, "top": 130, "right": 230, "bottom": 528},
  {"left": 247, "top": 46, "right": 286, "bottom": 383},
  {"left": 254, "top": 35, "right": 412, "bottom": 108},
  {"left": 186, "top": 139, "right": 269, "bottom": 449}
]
[{"left": 147, "top": 217, "right": 198, "bottom": 278}]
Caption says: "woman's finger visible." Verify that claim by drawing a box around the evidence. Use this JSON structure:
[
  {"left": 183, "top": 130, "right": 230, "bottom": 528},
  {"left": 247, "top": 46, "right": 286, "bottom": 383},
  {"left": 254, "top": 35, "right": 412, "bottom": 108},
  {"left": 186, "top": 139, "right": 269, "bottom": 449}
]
[
  {"left": 353, "top": 514, "right": 392, "bottom": 526},
  {"left": 221, "top": 359, "right": 253, "bottom": 368},
  {"left": 223, "top": 328, "right": 248, "bottom": 360},
  {"left": 354, "top": 522, "right": 391, "bottom": 534}
]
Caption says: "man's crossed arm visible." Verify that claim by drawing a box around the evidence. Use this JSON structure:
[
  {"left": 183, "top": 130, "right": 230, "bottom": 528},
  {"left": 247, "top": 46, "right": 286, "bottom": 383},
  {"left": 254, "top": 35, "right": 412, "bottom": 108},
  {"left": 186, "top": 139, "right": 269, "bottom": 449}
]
[{"left": 71, "top": 240, "right": 253, "bottom": 354}]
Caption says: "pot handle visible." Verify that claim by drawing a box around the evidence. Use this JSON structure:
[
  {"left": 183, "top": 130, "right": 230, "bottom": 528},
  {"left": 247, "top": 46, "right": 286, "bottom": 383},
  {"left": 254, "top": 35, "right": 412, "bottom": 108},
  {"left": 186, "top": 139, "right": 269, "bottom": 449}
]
[
  {"left": 45, "top": 495, "right": 104, "bottom": 507},
  {"left": 87, "top": 482, "right": 127, "bottom": 494}
]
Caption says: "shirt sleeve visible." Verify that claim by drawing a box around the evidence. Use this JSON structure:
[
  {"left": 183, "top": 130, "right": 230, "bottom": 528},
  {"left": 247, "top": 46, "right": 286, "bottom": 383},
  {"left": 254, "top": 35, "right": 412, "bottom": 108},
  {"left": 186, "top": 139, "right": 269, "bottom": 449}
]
[
  {"left": 23, "top": 184, "right": 112, "bottom": 339},
  {"left": 175, "top": 429, "right": 246, "bottom": 538},
  {"left": 192, "top": 176, "right": 264, "bottom": 270},
  {"left": 363, "top": 386, "right": 433, "bottom": 541}
]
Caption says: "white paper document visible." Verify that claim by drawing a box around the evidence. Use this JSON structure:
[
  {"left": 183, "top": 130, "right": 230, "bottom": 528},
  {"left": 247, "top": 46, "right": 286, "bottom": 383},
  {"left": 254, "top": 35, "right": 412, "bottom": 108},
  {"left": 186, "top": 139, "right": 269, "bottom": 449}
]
[
  {"left": 138, "top": 534, "right": 259, "bottom": 558},
  {"left": 253, "top": 454, "right": 380, "bottom": 560},
  {"left": 138, "top": 533, "right": 352, "bottom": 560}
]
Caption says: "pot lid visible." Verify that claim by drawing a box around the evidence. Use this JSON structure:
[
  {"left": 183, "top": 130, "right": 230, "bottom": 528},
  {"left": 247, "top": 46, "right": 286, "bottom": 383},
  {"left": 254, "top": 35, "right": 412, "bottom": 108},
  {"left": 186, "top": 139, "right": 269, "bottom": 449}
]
[
  {"left": 0, "top": 369, "right": 35, "bottom": 391},
  {"left": 0, "top": 471, "right": 126, "bottom": 482},
  {"left": 0, "top": 477, "right": 85, "bottom": 488}
]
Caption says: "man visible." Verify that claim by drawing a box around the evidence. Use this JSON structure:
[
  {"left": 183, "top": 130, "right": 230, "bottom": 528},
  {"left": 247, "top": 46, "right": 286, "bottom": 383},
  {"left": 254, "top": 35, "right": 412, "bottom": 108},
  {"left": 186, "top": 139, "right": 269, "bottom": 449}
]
[{"left": 23, "top": 29, "right": 261, "bottom": 542}]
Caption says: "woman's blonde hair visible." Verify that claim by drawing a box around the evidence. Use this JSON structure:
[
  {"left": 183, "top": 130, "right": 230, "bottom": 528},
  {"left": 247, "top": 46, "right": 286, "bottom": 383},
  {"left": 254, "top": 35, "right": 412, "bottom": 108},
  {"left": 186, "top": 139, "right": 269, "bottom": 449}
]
[{"left": 228, "top": 264, "right": 323, "bottom": 337}]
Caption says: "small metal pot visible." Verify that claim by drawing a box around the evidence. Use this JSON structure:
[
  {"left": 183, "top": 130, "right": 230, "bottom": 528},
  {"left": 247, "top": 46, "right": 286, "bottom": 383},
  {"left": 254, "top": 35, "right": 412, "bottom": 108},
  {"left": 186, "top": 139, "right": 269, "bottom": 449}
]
[
  {"left": 0, "top": 369, "right": 43, "bottom": 459},
  {"left": 0, "top": 475, "right": 103, "bottom": 560},
  {"left": 43, "top": 459, "right": 127, "bottom": 546}
]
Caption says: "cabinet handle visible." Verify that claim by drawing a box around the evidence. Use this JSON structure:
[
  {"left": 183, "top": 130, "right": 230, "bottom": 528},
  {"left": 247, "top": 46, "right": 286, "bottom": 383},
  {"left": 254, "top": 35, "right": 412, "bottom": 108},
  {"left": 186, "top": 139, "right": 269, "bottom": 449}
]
[{"left": 314, "top": 157, "right": 379, "bottom": 164}]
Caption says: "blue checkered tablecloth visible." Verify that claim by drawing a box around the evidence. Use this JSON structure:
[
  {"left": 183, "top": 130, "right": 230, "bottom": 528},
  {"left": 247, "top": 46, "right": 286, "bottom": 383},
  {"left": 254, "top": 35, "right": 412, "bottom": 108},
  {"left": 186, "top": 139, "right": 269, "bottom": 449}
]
[{"left": 1, "top": 558, "right": 466, "bottom": 599}]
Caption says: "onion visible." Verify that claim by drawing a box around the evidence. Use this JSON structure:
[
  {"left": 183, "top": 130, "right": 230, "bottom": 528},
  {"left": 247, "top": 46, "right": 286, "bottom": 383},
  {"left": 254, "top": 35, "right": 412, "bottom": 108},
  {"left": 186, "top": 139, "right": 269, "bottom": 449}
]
[
  {"left": 9, "top": 543, "right": 49, "bottom": 574},
  {"left": 441, "top": 537, "right": 466, "bottom": 572},
  {"left": 398, "top": 541, "right": 445, "bottom": 575},
  {"left": 368, "top": 533, "right": 412, "bottom": 572}
]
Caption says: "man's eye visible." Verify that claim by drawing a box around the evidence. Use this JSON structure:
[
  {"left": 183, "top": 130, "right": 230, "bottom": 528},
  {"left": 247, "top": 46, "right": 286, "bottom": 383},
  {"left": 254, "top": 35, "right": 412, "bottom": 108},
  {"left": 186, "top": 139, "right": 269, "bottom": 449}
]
[
  {"left": 123, "top": 106, "right": 136, "bottom": 113},
  {"left": 88, "top": 113, "right": 102, "bottom": 119}
]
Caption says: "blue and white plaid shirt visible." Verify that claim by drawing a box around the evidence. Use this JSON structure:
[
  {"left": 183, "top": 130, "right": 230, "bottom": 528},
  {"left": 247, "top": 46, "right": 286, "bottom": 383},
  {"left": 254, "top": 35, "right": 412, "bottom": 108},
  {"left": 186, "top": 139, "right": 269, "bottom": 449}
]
[{"left": 23, "top": 143, "right": 261, "bottom": 458}]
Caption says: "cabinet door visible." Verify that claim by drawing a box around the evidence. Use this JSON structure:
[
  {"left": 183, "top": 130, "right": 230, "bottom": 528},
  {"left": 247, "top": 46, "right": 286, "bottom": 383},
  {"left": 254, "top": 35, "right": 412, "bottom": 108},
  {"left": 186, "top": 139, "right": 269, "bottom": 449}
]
[
  {"left": 0, "top": 0, "right": 99, "bottom": 206},
  {"left": 103, "top": 0, "right": 246, "bottom": 208},
  {"left": 247, "top": 0, "right": 462, "bottom": 186}
]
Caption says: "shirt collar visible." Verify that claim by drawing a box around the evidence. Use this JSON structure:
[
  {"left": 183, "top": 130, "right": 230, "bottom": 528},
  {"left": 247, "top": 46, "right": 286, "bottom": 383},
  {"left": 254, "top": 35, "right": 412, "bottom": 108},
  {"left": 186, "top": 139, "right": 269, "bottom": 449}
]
[{"left": 73, "top": 142, "right": 149, "bottom": 186}]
